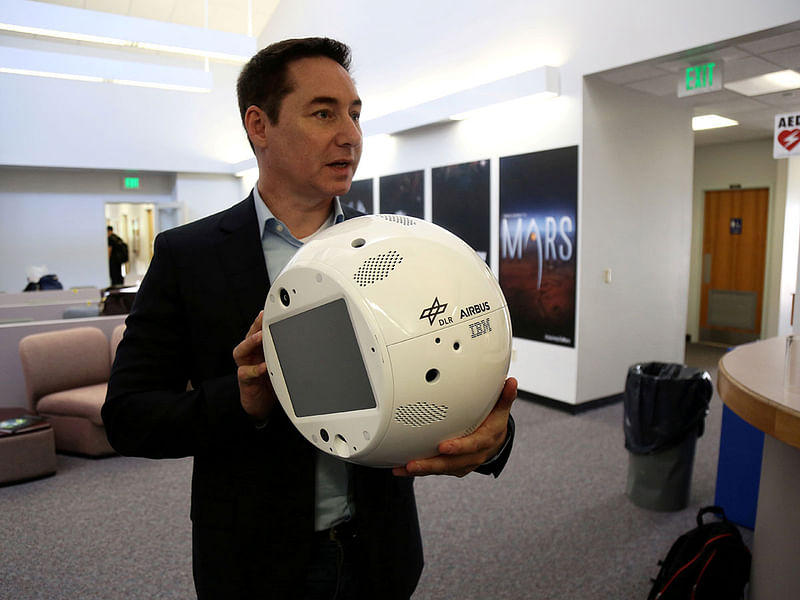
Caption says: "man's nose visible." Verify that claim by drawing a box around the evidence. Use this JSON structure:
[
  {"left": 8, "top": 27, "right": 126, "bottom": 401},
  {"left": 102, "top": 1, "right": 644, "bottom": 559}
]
[{"left": 336, "top": 116, "right": 362, "bottom": 147}]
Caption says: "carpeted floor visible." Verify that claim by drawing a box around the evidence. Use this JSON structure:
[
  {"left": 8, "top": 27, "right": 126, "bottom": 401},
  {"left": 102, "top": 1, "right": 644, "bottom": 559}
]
[{"left": 0, "top": 343, "right": 739, "bottom": 599}]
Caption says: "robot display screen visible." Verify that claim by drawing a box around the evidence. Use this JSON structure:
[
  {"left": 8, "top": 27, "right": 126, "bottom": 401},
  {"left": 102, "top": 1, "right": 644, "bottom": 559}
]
[{"left": 268, "top": 298, "right": 377, "bottom": 417}]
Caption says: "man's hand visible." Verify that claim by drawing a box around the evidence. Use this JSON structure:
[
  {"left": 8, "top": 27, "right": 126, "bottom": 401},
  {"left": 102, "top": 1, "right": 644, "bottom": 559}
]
[
  {"left": 392, "top": 377, "right": 517, "bottom": 478},
  {"left": 233, "top": 311, "right": 276, "bottom": 422}
]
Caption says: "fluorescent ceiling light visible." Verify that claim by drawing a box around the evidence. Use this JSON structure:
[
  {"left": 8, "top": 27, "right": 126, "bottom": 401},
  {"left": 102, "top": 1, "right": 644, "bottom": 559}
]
[
  {"left": 692, "top": 114, "right": 739, "bottom": 131},
  {"left": 0, "top": 0, "right": 256, "bottom": 63},
  {"left": 0, "top": 66, "right": 102, "bottom": 83},
  {"left": 0, "top": 22, "right": 130, "bottom": 46},
  {"left": 110, "top": 79, "right": 210, "bottom": 93},
  {"left": 361, "top": 66, "right": 559, "bottom": 137},
  {"left": 724, "top": 69, "right": 800, "bottom": 96},
  {"left": 0, "top": 46, "right": 212, "bottom": 92}
]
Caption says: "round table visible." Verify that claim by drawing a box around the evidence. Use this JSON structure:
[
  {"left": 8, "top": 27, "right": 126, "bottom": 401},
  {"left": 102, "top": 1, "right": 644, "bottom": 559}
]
[{"left": 717, "top": 335, "right": 800, "bottom": 600}]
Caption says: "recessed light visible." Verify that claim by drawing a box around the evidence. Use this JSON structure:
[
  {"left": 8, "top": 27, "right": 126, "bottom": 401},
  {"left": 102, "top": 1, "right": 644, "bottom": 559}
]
[
  {"left": 692, "top": 114, "right": 739, "bottom": 131},
  {"left": 724, "top": 70, "right": 800, "bottom": 96}
]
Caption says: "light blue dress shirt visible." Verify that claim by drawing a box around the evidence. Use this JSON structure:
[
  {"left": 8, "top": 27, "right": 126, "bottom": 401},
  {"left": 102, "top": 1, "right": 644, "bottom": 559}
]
[{"left": 252, "top": 187, "right": 352, "bottom": 531}]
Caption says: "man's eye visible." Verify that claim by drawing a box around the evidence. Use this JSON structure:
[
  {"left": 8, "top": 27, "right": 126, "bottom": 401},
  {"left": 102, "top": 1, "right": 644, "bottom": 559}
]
[
  {"left": 315, "top": 110, "right": 332, "bottom": 119},
  {"left": 351, "top": 112, "right": 361, "bottom": 122}
]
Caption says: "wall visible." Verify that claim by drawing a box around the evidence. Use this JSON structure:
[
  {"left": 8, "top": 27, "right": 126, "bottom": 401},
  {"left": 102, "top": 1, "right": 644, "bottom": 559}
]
[
  {"left": 0, "top": 168, "right": 174, "bottom": 292},
  {"left": 690, "top": 141, "right": 781, "bottom": 340},
  {"left": 257, "top": 0, "right": 799, "bottom": 405},
  {"left": 173, "top": 172, "right": 245, "bottom": 225},
  {"left": 354, "top": 96, "right": 582, "bottom": 403},
  {"left": 0, "top": 168, "right": 244, "bottom": 293},
  {"left": 0, "top": 35, "right": 251, "bottom": 173},
  {"left": 580, "top": 78, "right": 694, "bottom": 403},
  {"left": 261, "top": 0, "right": 800, "bottom": 121}
]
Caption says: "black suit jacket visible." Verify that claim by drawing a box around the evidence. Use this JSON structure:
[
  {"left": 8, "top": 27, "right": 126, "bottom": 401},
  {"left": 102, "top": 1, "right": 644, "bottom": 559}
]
[{"left": 103, "top": 195, "right": 511, "bottom": 599}]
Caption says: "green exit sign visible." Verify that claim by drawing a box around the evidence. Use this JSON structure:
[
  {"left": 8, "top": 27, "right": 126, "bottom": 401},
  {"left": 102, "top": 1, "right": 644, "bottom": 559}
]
[
  {"left": 122, "top": 176, "right": 140, "bottom": 190},
  {"left": 678, "top": 62, "right": 723, "bottom": 97}
]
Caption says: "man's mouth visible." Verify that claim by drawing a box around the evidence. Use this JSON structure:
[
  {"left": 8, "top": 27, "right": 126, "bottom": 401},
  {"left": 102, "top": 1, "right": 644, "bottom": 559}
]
[{"left": 328, "top": 160, "right": 352, "bottom": 168}]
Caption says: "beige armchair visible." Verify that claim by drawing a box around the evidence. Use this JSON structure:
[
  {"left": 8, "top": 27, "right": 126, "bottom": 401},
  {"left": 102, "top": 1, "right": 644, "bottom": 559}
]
[{"left": 18, "top": 325, "right": 125, "bottom": 457}]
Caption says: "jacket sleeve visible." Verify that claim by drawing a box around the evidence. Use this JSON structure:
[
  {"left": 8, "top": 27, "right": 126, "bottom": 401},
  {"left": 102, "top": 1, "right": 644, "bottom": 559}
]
[
  {"left": 474, "top": 414, "right": 515, "bottom": 477},
  {"left": 102, "top": 231, "right": 260, "bottom": 459}
]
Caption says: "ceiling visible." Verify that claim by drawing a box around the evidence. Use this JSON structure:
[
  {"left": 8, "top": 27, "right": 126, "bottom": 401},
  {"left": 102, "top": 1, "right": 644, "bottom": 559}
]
[
  {"left": 29, "top": 2, "right": 800, "bottom": 147},
  {"left": 31, "top": 0, "right": 279, "bottom": 37},
  {"left": 592, "top": 21, "right": 800, "bottom": 146}
]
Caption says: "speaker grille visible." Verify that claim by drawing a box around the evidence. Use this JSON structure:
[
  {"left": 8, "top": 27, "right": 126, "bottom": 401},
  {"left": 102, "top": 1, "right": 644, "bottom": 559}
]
[
  {"left": 394, "top": 402, "right": 449, "bottom": 427},
  {"left": 380, "top": 214, "right": 417, "bottom": 226},
  {"left": 353, "top": 250, "right": 403, "bottom": 286}
]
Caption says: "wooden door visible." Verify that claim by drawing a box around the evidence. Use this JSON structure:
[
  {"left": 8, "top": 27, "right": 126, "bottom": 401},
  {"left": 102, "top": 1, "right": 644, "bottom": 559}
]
[{"left": 699, "top": 188, "right": 768, "bottom": 345}]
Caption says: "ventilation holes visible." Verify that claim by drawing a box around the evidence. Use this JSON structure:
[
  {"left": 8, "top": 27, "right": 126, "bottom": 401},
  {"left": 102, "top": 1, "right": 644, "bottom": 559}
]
[
  {"left": 353, "top": 250, "right": 403, "bottom": 286},
  {"left": 379, "top": 214, "right": 417, "bottom": 226},
  {"left": 394, "top": 402, "right": 449, "bottom": 428}
]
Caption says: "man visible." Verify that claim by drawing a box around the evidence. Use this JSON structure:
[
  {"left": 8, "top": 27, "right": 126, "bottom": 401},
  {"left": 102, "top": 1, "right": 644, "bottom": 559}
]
[
  {"left": 103, "top": 37, "right": 516, "bottom": 599},
  {"left": 107, "top": 225, "right": 126, "bottom": 286}
]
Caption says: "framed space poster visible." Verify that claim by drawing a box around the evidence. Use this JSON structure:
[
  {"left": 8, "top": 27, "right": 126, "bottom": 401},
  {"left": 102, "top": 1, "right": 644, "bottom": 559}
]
[
  {"left": 499, "top": 146, "right": 578, "bottom": 346},
  {"left": 341, "top": 178, "right": 373, "bottom": 214},
  {"left": 379, "top": 170, "right": 424, "bottom": 218},
  {"left": 432, "top": 159, "right": 490, "bottom": 263}
]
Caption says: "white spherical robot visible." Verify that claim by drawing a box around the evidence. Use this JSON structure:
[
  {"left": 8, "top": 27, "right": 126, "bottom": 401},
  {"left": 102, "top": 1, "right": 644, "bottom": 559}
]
[{"left": 262, "top": 214, "right": 512, "bottom": 467}]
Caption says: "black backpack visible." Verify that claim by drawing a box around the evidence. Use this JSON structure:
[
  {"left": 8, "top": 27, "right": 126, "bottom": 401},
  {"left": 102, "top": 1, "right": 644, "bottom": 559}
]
[
  {"left": 110, "top": 234, "right": 129, "bottom": 263},
  {"left": 647, "top": 506, "right": 751, "bottom": 600}
]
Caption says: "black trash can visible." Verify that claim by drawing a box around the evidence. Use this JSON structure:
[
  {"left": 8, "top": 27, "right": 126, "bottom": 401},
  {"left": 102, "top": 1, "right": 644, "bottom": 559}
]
[{"left": 624, "top": 362, "right": 712, "bottom": 511}]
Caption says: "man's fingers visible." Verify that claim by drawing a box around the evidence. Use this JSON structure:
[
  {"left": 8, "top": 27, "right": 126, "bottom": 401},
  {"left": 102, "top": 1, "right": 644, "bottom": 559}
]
[
  {"left": 247, "top": 310, "right": 264, "bottom": 337},
  {"left": 238, "top": 362, "right": 267, "bottom": 382},
  {"left": 398, "top": 454, "right": 479, "bottom": 478},
  {"left": 233, "top": 329, "right": 263, "bottom": 365},
  {"left": 497, "top": 377, "right": 518, "bottom": 411},
  {"left": 436, "top": 377, "right": 518, "bottom": 456}
]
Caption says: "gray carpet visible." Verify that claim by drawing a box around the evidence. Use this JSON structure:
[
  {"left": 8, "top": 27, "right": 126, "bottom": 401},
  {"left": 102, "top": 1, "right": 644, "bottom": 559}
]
[{"left": 0, "top": 343, "right": 741, "bottom": 599}]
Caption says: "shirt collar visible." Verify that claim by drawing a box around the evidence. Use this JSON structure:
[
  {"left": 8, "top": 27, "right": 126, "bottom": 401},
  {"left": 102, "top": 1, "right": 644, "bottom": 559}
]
[{"left": 253, "top": 186, "right": 344, "bottom": 241}]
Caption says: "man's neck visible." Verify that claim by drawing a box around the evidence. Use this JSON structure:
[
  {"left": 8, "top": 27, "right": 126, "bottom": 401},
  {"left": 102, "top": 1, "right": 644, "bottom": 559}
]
[{"left": 257, "top": 181, "right": 334, "bottom": 239}]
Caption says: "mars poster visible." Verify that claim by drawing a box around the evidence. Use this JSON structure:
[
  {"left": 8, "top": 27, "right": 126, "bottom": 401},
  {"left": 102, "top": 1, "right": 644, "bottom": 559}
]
[
  {"left": 432, "top": 159, "right": 490, "bottom": 263},
  {"left": 499, "top": 146, "right": 578, "bottom": 346},
  {"left": 379, "top": 170, "right": 424, "bottom": 218},
  {"left": 341, "top": 178, "right": 373, "bottom": 214}
]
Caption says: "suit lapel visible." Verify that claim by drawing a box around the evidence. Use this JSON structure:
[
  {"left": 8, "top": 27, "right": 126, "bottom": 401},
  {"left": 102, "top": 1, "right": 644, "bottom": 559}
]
[
  {"left": 217, "top": 194, "right": 270, "bottom": 329},
  {"left": 215, "top": 195, "right": 361, "bottom": 330}
]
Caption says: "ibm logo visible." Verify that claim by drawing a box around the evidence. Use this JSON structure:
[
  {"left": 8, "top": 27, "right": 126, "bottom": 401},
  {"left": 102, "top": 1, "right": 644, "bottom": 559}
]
[{"left": 469, "top": 318, "right": 492, "bottom": 339}]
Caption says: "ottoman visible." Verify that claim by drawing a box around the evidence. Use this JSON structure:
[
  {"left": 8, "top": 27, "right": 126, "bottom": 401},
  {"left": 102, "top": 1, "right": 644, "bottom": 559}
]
[{"left": 0, "top": 408, "right": 57, "bottom": 485}]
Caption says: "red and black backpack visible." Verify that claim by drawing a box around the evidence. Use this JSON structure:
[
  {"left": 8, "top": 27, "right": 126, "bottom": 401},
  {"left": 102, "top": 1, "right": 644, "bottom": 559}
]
[{"left": 648, "top": 506, "right": 751, "bottom": 600}]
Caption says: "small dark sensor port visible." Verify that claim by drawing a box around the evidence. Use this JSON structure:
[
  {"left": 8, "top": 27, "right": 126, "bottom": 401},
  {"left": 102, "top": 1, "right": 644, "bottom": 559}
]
[{"left": 279, "top": 288, "right": 290, "bottom": 307}]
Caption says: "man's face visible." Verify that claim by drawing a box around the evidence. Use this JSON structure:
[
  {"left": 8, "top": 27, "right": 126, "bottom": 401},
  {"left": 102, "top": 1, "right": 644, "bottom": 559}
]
[{"left": 260, "top": 57, "right": 362, "bottom": 203}]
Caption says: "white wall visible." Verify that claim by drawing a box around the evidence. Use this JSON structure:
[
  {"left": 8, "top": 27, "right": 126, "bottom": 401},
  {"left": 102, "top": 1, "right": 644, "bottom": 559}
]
[
  {"left": 173, "top": 172, "right": 246, "bottom": 225},
  {"left": 257, "top": 0, "right": 799, "bottom": 405},
  {"left": 0, "top": 35, "right": 251, "bottom": 173},
  {"left": 356, "top": 94, "right": 582, "bottom": 402},
  {"left": 0, "top": 168, "right": 174, "bottom": 292},
  {"left": 579, "top": 79, "right": 694, "bottom": 403},
  {"left": 261, "top": 0, "right": 800, "bottom": 121}
]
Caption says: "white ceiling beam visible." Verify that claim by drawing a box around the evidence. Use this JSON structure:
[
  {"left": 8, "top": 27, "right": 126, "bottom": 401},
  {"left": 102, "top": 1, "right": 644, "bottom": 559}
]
[{"left": 0, "top": 0, "right": 256, "bottom": 62}]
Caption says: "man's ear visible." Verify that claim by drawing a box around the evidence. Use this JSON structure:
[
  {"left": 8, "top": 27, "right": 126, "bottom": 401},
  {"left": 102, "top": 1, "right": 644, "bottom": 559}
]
[{"left": 244, "top": 105, "right": 269, "bottom": 149}]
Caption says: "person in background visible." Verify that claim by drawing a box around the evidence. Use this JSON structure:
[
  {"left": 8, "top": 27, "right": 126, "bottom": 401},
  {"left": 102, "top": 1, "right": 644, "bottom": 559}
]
[
  {"left": 103, "top": 37, "right": 517, "bottom": 600},
  {"left": 107, "top": 226, "right": 126, "bottom": 286}
]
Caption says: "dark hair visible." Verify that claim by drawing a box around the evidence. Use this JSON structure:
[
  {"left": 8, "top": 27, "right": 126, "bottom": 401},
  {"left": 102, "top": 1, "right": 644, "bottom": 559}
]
[{"left": 237, "top": 37, "right": 352, "bottom": 138}]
